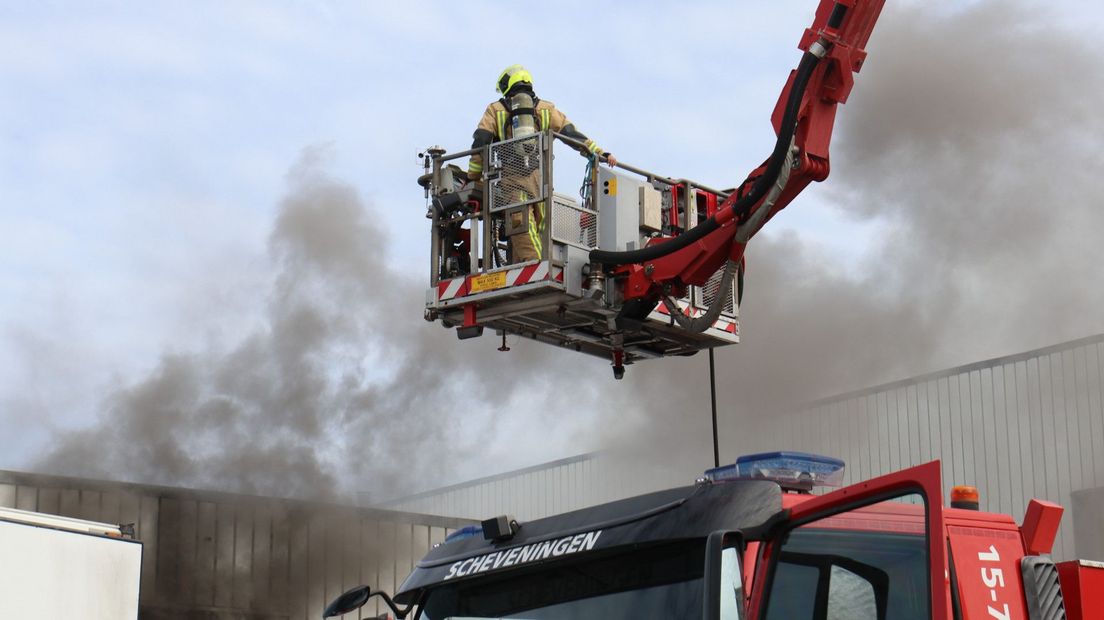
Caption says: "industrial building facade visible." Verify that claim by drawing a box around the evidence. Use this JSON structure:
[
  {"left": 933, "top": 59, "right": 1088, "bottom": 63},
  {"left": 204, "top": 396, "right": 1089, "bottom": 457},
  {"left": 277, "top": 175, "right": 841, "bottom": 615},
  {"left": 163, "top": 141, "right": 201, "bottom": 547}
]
[
  {"left": 384, "top": 333, "right": 1104, "bottom": 561},
  {"left": 0, "top": 470, "right": 469, "bottom": 619}
]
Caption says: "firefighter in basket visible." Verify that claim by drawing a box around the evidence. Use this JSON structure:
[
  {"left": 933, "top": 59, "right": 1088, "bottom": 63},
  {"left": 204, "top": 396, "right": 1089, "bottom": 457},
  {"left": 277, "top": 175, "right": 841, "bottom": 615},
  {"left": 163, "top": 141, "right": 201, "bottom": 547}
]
[{"left": 467, "top": 64, "right": 617, "bottom": 263}]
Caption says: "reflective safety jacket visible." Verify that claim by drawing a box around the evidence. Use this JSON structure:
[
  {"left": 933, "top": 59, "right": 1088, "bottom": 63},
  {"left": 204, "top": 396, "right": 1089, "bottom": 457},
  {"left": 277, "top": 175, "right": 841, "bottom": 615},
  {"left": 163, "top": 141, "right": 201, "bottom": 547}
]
[{"left": 467, "top": 98, "right": 605, "bottom": 180}]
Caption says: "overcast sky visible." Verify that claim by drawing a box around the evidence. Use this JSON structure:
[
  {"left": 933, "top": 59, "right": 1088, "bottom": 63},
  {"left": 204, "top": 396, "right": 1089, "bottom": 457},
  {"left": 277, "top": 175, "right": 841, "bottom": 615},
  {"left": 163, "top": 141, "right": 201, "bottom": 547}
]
[{"left": 3, "top": 0, "right": 1104, "bottom": 498}]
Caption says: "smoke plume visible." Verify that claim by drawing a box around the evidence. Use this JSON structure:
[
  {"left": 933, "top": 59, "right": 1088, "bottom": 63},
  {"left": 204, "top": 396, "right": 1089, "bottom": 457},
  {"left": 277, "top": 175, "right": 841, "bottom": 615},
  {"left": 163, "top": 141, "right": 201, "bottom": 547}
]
[
  {"left": 831, "top": 1, "right": 1104, "bottom": 357},
  {"left": 602, "top": 0, "right": 1104, "bottom": 465},
  {"left": 38, "top": 147, "right": 606, "bottom": 501}
]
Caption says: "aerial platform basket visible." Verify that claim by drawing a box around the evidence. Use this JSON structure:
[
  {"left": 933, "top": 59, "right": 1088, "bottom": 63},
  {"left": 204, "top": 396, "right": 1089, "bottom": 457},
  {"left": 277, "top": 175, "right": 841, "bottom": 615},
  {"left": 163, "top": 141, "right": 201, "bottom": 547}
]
[{"left": 420, "top": 132, "right": 739, "bottom": 367}]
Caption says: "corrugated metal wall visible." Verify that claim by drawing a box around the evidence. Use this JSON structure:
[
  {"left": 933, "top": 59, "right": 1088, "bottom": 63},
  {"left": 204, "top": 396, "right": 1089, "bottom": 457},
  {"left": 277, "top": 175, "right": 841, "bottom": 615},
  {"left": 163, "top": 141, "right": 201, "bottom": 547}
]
[
  {"left": 381, "top": 334, "right": 1104, "bottom": 560},
  {"left": 0, "top": 470, "right": 470, "bottom": 619},
  {"left": 734, "top": 333, "right": 1104, "bottom": 560},
  {"left": 379, "top": 452, "right": 695, "bottom": 522},
  {"left": 381, "top": 454, "right": 604, "bottom": 522}
]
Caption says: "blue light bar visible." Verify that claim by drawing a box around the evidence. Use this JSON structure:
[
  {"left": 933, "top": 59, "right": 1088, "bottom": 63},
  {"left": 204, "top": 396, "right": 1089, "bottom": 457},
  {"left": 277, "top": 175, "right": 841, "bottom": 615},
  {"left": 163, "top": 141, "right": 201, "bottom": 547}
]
[
  {"left": 705, "top": 451, "right": 846, "bottom": 490},
  {"left": 443, "top": 524, "right": 482, "bottom": 544}
]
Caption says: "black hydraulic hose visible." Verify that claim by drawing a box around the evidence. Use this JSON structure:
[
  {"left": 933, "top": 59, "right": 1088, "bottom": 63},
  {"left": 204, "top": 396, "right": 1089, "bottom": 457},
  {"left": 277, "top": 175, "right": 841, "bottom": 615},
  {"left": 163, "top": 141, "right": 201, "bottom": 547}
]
[
  {"left": 589, "top": 48, "right": 822, "bottom": 267},
  {"left": 827, "top": 3, "right": 848, "bottom": 29}
]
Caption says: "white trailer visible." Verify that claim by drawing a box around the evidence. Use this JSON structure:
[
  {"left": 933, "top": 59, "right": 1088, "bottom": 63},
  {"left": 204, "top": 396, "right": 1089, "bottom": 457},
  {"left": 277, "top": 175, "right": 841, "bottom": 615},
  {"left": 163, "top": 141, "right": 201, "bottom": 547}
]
[{"left": 0, "top": 505, "right": 142, "bottom": 618}]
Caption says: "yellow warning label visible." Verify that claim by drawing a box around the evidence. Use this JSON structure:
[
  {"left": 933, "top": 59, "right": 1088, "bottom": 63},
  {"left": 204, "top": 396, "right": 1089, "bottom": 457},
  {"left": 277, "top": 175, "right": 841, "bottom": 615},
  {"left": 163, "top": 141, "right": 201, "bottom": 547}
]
[
  {"left": 604, "top": 177, "right": 617, "bottom": 196},
  {"left": 470, "top": 271, "right": 507, "bottom": 293}
]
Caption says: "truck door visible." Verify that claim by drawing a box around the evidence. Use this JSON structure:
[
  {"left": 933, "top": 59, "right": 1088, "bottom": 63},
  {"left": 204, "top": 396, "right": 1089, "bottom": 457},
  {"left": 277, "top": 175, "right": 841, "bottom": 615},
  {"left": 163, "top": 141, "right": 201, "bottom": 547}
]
[{"left": 749, "top": 461, "right": 951, "bottom": 620}]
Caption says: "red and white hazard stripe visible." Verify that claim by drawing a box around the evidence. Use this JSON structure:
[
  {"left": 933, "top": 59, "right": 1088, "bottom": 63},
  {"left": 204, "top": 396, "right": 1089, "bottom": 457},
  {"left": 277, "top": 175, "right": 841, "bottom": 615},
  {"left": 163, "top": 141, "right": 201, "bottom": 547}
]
[
  {"left": 438, "top": 276, "right": 466, "bottom": 302},
  {"left": 437, "top": 263, "right": 563, "bottom": 302}
]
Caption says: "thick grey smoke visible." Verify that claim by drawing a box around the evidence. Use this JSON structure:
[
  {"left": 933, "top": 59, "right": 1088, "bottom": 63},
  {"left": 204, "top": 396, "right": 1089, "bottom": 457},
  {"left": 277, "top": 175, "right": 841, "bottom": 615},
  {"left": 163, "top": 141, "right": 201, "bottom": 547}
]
[
  {"left": 38, "top": 147, "right": 606, "bottom": 501},
  {"left": 831, "top": 1, "right": 1104, "bottom": 358}
]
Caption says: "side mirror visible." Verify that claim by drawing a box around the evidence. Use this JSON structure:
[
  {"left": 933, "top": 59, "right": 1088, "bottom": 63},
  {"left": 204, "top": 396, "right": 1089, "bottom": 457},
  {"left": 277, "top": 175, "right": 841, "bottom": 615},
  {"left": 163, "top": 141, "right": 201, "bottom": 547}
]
[
  {"left": 323, "top": 585, "right": 412, "bottom": 619},
  {"left": 704, "top": 530, "right": 746, "bottom": 620},
  {"left": 323, "top": 585, "right": 371, "bottom": 618}
]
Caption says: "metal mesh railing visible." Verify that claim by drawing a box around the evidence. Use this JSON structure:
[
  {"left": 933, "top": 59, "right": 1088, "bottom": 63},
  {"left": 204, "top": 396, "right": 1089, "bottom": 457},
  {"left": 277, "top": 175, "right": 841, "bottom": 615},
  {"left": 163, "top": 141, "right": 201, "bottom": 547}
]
[
  {"left": 551, "top": 193, "right": 598, "bottom": 250},
  {"left": 694, "top": 267, "right": 736, "bottom": 314},
  {"left": 488, "top": 134, "right": 544, "bottom": 214}
]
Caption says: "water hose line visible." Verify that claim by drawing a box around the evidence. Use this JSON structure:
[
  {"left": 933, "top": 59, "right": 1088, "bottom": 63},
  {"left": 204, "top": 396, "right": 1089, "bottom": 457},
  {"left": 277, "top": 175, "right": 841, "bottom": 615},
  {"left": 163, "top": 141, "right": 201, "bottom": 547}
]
[
  {"left": 662, "top": 139, "right": 795, "bottom": 332},
  {"left": 662, "top": 259, "right": 739, "bottom": 333}
]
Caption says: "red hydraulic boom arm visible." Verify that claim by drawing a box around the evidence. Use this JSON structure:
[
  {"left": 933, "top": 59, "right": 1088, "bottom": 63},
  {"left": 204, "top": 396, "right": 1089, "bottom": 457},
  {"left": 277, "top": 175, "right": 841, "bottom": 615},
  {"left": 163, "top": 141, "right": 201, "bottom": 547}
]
[{"left": 590, "top": 0, "right": 885, "bottom": 305}]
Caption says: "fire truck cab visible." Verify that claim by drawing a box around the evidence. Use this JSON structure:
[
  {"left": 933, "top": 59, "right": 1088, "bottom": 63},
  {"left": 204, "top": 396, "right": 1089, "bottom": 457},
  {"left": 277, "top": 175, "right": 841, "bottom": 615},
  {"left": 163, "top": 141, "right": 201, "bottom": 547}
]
[{"left": 325, "top": 455, "right": 1103, "bottom": 619}]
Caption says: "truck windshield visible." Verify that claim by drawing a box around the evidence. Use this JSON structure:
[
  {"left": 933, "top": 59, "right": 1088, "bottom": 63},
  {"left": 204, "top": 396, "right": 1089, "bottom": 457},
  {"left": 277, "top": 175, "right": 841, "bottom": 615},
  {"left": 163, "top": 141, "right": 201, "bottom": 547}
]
[{"left": 418, "top": 541, "right": 704, "bottom": 620}]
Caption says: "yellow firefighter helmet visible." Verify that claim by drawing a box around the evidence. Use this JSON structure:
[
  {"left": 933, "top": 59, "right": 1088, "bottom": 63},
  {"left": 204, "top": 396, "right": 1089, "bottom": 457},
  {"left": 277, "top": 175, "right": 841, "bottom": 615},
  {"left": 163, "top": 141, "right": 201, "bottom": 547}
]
[{"left": 496, "top": 64, "right": 533, "bottom": 95}]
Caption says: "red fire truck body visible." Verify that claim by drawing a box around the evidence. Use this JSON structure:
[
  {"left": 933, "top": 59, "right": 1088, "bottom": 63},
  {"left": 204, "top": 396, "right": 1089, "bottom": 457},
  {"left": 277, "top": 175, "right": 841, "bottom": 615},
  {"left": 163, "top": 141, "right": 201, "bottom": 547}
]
[
  {"left": 767, "top": 486, "right": 1098, "bottom": 620},
  {"left": 326, "top": 457, "right": 1104, "bottom": 619},
  {"left": 1055, "top": 560, "right": 1104, "bottom": 620},
  {"left": 744, "top": 461, "right": 1101, "bottom": 619}
]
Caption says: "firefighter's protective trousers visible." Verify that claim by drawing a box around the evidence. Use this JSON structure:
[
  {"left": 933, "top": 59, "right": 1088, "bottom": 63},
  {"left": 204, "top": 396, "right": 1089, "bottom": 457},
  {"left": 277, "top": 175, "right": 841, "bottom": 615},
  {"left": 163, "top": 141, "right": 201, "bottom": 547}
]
[
  {"left": 504, "top": 169, "right": 543, "bottom": 262},
  {"left": 468, "top": 98, "right": 605, "bottom": 263}
]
